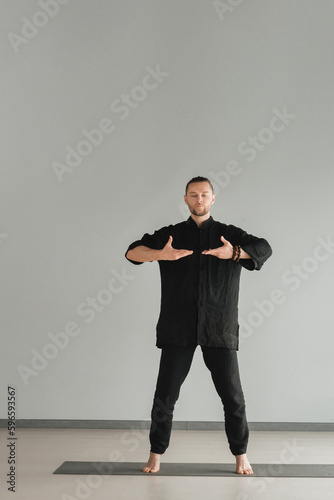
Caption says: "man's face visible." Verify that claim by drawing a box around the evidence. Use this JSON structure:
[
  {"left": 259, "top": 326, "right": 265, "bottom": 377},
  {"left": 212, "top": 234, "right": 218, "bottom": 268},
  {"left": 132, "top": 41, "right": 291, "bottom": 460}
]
[{"left": 184, "top": 182, "right": 215, "bottom": 217}]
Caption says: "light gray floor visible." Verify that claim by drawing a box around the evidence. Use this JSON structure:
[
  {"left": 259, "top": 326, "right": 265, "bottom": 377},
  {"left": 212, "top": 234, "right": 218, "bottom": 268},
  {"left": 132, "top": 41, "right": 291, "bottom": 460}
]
[{"left": 1, "top": 428, "right": 334, "bottom": 499}]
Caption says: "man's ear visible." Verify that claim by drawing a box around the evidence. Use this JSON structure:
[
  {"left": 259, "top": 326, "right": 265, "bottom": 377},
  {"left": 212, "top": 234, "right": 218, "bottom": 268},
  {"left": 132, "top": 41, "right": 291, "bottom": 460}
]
[{"left": 184, "top": 194, "right": 187, "bottom": 204}]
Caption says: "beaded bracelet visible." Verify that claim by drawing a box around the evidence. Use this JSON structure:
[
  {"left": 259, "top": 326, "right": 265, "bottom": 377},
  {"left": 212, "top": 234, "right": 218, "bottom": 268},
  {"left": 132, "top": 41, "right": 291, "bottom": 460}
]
[
  {"left": 233, "top": 245, "right": 241, "bottom": 262},
  {"left": 236, "top": 245, "right": 241, "bottom": 261}
]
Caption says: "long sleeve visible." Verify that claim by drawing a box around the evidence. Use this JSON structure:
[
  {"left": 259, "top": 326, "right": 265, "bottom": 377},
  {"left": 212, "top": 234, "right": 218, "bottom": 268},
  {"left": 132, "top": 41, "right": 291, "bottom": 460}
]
[
  {"left": 226, "top": 224, "right": 273, "bottom": 271},
  {"left": 125, "top": 226, "right": 170, "bottom": 265}
]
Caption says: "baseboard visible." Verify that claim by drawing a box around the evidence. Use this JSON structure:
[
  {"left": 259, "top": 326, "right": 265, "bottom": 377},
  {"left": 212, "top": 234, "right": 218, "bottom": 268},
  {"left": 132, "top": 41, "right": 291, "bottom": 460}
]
[{"left": 0, "top": 419, "right": 333, "bottom": 431}]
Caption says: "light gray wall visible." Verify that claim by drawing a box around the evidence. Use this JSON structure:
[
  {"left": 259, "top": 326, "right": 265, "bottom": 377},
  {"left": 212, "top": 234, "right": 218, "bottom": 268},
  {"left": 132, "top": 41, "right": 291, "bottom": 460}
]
[{"left": 1, "top": 0, "right": 333, "bottom": 423}]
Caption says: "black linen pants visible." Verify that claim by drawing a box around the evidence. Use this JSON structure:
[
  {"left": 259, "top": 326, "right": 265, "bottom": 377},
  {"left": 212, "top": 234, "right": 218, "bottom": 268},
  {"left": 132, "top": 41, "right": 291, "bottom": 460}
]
[{"left": 149, "top": 345, "right": 249, "bottom": 456}]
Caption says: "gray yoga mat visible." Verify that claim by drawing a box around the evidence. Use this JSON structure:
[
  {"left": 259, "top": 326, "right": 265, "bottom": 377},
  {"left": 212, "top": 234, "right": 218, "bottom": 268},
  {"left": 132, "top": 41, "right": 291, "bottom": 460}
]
[{"left": 53, "top": 461, "right": 334, "bottom": 477}]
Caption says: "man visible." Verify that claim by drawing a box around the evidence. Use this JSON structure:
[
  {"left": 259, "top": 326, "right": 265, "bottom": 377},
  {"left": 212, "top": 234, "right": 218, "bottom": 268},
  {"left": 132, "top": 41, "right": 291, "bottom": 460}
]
[{"left": 125, "top": 176, "right": 272, "bottom": 475}]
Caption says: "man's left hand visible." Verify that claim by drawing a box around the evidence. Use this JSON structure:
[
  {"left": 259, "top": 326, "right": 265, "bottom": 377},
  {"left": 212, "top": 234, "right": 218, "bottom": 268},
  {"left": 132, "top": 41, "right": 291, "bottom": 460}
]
[{"left": 202, "top": 236, "right": 234, "bottom": 259}]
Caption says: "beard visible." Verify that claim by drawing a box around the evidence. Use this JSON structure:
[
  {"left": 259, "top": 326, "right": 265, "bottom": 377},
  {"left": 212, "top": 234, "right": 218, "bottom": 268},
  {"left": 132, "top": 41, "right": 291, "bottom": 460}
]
[{"left": 189, "top": 206, "right": 210, "bottom": 217}]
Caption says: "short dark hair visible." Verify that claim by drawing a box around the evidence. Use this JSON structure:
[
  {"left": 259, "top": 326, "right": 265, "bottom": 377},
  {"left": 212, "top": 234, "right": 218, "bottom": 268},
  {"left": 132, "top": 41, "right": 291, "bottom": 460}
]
[{"left": 185, "top": 176, "right": 214, "bottom": 194}]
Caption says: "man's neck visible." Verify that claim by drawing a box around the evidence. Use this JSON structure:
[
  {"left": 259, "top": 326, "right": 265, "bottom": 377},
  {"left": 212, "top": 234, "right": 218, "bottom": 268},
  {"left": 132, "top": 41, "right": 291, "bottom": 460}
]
[{"left": 190, "top": 213, "right": 211, "bottom": 228}]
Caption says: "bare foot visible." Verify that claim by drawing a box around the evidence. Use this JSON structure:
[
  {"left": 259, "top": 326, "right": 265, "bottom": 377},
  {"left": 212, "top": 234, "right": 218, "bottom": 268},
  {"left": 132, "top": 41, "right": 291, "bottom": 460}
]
[
  {"left": 235, "top": 453, "right": 253, "bottom": 475},
  {"left": 142, "top": 452, "right": 161, "bottom": 473}
]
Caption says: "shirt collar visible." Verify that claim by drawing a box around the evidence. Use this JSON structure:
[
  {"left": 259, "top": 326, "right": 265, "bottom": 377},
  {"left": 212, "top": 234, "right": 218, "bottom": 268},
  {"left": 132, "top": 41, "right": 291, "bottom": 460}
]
[{"left": 186, "top": 215, "right": 213, "bottom": 229}]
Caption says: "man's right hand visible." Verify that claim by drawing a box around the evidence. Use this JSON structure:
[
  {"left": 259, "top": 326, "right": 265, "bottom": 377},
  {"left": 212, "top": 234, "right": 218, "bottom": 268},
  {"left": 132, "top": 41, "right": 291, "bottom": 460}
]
[{"left": 160, "top": 235, "right": 193, "bottom": 261}]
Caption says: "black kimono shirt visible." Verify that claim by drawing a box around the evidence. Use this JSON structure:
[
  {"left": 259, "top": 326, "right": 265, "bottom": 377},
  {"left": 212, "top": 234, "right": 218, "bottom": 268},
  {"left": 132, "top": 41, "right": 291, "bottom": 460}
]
[{"left": 126, "top": 216, "right": 272, "bottom": 350}]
